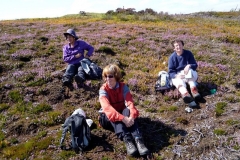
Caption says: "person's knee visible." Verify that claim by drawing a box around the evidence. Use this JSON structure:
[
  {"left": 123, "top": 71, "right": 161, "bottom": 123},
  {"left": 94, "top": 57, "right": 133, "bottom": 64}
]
[
  {"left": 76, "top": 71, "right": 86, "bottom": 81},
  {"left": 74, "top": 75, "right": 85, "bottom": 83},
  {"left": 177, "top": 84, "right": 183, "bottom": 90},
  {"left": 175, "top": 83, "right": 186, "bottom": 90},
  {"left": 98, "top": 113, "right": 114, "bottom": 131},
  {"left": 122, "top": 108, "right": 130, "bottom": 116}
]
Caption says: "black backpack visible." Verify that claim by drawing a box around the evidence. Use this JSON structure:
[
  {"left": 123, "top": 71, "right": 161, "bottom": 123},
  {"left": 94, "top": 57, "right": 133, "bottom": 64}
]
[
  {"left": 60, "top": 113, "right": 91, "bottom": 153},
  {"left": 80, "top": 58, "right": 102, "bottom": 79},
  {"left": 155, "top": 71, "right": 172, "bottom": 93}
]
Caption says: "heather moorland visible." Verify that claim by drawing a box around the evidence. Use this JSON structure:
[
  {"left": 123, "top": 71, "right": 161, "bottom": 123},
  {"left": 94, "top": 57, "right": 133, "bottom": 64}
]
[{"left": 0, "top": 10, "right": 240, "bottom": 160}]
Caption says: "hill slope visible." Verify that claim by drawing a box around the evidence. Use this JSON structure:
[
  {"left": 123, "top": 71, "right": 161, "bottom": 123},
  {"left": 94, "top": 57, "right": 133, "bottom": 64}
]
[{"left": 0, "top": 12, "right": 240, "bottom": 159}]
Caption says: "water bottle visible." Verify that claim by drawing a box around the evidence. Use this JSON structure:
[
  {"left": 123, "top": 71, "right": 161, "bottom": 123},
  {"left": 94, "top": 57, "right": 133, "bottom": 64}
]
[
  {"left": 210, "top": 89, "right": 217, "bottom": 95},
  {"left": 161, "top": 73, "right": 167, "bottom": 86}
]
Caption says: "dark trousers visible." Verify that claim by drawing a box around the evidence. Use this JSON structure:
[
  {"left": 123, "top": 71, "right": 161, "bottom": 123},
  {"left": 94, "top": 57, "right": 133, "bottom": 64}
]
[
  {"left": 99, "top": 108, "right": 142, "bottom": 140},
  {"left": 62, "top": 63, "right": 86, "bottom": 83}
]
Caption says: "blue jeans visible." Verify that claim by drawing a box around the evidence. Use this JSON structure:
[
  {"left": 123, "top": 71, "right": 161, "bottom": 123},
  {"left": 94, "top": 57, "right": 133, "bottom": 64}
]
[
  {"left": 99, "top": 108, "right": 142, "bottom": 140},
  {"left": 62, "top": 63, "right": 86, "bottom": 83}
]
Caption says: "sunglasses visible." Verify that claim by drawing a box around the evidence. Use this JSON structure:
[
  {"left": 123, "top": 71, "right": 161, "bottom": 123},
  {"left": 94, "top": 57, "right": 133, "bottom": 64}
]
[{"left": 105, "top": 75, "right": 114, "bottom": 78}]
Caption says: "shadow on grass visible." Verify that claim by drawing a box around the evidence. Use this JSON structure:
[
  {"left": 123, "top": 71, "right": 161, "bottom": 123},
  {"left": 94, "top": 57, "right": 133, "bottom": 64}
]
[
  {"left": 96, "top": 46, "right": 116, "bottom": 56},
  {"left": 138, "top": 117, "right": 187, "bottom": 154},
  {"left": 186, "top": 81, "right": 218, "bottom": 106},
  {"left": 87, "top": 117, "right": 187, "bottom": 159},
  {"left": 86, "top": 133, "right": 114, "bottom": 152},
  {"left": 197, "top": 82, "right": 217, "bottom": 96}
]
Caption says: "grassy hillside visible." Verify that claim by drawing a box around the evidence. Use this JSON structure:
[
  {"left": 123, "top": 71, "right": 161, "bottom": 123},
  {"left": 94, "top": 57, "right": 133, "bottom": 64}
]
[{"left": 0, "top": 11, "right": 240, "bottom": 159}]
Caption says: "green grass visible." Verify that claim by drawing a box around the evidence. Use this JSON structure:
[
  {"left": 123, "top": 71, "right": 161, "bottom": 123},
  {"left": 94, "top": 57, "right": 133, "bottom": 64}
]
[
  {"left": 226, "top": 119, "right": 239, "bottom": 126},
  {"left": 31, "top": 103, "right": 52, "bottom": 114},
  {"left": 27, "top": 78, "right": 47, "bottom": 87},
  {"left": 40, "top": 111, "right": 62, "bottom": 126},
  {"left": 2, "top": 136, "right": 55, "bottom": 159},
  {"left": 215, "top": 102, "right": 227, "bottom": 117},
  {"left": 168, "top": 106, "right": 178, "bottom": 111},
  {"left": 0, "top": 131, "right": 5, "bottom": 141},
  {"left": 0, "top": 103, "right": 10, "bottom": 112},
  {"left": 176, "top": 117, "right": 188, "bottom": 125},
  {"left": 8, "top": 90, "right": 23, "bottom": 103},
  {"left": 146, "top": 108, "right": 157, "bottom": 113},
  {"left": 214, "top": 129, "right": 226, "bottom": 135}
]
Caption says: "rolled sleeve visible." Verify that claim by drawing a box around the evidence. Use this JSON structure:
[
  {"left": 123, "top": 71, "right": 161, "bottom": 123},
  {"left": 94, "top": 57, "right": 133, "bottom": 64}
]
[{"left": 123, "top": 85, "right": 139, "bottom": 119}]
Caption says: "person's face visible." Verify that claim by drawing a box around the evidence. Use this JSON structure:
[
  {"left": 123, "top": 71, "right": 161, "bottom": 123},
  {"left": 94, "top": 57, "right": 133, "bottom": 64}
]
[
  {"left": 66, "top": 34, "right": 75, "bottom": 44},
  {"left": 173, "top": 42, "right": 183, "bottom": 55},
  {"left": 105, "top": 74, "right": 117, "bottom": 88}
]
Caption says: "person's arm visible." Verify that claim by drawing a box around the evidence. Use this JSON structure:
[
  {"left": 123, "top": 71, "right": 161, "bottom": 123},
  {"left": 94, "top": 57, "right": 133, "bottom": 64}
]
[
  {"left": 123, "top": 85, "right": 139, "bottom": 119},
  {"left": 168, "top": 54, "right": 177, "bottom": 79},
  {"left": 62, "top": 46, "right": 77, "bottom": 63},
  {"left": 99, "top": 89, "right": 125, "bottom": 122},
  {"left": 184, "top": 64, "right": 191, "bottom": 75},
  {"left": 187, "top": 50, "right": 198, "bottom": 70},
  {"left": 81, "top": 41, "right": 94, "bottom": 57}
]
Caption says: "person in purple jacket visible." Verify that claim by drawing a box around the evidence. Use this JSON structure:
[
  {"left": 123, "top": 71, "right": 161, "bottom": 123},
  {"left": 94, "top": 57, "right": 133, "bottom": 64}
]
[
  {"left": 62, "top": 29, "right": 94, "bottom": 88},
  {"left": 168, "top": 40, "right": 201, "bottom": 104}
]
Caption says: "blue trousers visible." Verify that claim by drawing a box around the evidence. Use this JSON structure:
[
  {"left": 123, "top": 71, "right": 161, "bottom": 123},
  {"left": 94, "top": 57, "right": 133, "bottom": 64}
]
[
  {"left": 99, "top": 108, "right": 142, "bottom": 140},
  {"left": 62, "top": 63, "right": 86, "bottom": 83}
]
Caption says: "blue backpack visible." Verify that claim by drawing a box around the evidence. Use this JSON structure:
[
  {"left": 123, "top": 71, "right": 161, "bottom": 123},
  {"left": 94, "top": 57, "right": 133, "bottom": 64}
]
[
  {"left": 80, "top": 58, "right": 103, "bottom": 79},
  {"left": 60, "top": 113, "right": 91, "bottom": 153},
  {"left": 155, "top": 71, "right": 172, "bottom": 93}
]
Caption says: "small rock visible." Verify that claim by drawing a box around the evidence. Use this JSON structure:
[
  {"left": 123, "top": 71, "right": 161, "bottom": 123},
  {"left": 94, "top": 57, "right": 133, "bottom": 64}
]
[
  {"left": 4, "top": 84, "right": 12, "bottom": 89},
  {"left": 185, "top": 107, "right": 193, "bottom": 113}
]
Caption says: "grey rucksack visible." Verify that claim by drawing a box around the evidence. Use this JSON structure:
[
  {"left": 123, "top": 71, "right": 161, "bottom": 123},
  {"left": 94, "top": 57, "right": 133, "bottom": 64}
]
[
  {"left": 155, "top": 71, "right": 172, "bottom": 93},
  {"left": 80, "top": 58, "right": 102, "bottom": 79},
  {"left": 60, "top": 113, "right": 91, "bottom": 153}
]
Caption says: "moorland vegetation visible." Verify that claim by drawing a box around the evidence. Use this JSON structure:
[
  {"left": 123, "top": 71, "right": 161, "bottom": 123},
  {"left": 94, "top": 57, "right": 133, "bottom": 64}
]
[{"left": 0, "top": 8, "right": 240, "bottom": 160}]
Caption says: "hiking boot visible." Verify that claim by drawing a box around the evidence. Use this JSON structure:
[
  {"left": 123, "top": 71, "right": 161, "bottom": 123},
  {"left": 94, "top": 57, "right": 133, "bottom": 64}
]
[
  {"left": 182, "top": 92, "right": 194, "bottom": 104},
  {"left": 74, "top": 75, "right": 84, "bottom": 88},
  {"left": 123, "top": 135, "right": 138, "bottom": 156},
  {"left": 62, "top": 76, "right": 71, "bottom": 86},
  {"left": 62, "top": 80, "right": 74, "bottom": 91},
  {"left": 63, "top": 80, "right": 70, "bottom": 86},
  {"left": 191, "top": 87, "right": 201, "bottom": 100},
  {"left": 135, "top": 137, "right": 149, "bottom": 156},
  {"left": 188, "top": 101, "right": 197, "bottom": 108}
]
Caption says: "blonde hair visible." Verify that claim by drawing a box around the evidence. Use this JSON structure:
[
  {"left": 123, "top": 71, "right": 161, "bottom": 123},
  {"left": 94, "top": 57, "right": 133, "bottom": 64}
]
[{"left": 102, "top": 64, "right": 122, "bottom": 82}]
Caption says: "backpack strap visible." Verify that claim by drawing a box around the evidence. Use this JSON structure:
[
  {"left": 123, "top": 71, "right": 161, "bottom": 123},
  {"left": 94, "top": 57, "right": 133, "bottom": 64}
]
[
  {"left": 70, "top": 114, "right": 91, "bottom": 153},
  {"left": 60, "top": 117, "right": 72, "bottom": 150},
  {"left": 70, "top": 117, "right": 79, "bottom": 152}
]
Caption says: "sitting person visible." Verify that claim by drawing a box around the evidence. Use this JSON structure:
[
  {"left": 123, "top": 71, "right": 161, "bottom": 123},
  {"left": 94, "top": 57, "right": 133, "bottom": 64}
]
[
  {"left": 98, "top": 64, "right": 149, "bottom": 156},
  {"left": 62, "top": 28, "right": 94, "bottom": 88},
  {"left": 168, "top": 39, "right": 201, "bottom": 104}
]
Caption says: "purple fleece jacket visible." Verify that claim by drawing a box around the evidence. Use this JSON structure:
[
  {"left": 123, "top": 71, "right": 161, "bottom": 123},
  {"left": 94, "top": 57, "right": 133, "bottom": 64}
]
[{"left": 63, "top": 40, "right": 94, "bottom": 64}]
